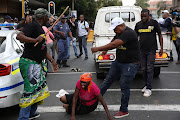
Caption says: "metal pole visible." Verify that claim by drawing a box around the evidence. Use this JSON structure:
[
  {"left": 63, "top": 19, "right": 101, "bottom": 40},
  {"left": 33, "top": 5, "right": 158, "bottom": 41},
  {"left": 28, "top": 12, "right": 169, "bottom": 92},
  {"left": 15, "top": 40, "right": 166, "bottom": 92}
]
[
  {"left": 22, "top": 0, "right": 25, "bottom": 17},
  {"left": 72, "top": 0, "right": 74, "bottom": 10}
]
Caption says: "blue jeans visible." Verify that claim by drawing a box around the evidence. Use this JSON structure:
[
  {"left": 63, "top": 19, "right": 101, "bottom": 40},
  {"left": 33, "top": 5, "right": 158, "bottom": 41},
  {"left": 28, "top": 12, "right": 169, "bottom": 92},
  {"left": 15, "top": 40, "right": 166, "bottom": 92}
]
[
  {"left": 140, "top": 51, "right": 156, "bottom": 90},
  {"left": 57, "top": 39, "right": 68, "bottom": 60},
  {"left": 100, "top": 60, "right": 139, "bottom": 112},
  {"left": 78, "top": 35, "right": 88, "bottom": 58},
  {"left": 67, "top": 37, "right": 78, "bottom": 57},
  {"left": 17, "top": 103, "right": 38, "bottom": 120}
]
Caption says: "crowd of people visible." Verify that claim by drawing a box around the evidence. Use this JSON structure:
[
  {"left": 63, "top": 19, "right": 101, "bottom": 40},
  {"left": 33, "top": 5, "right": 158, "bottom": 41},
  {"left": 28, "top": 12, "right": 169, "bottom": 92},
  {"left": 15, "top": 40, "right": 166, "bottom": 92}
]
[{"left": 1, "top": 7, "right": 180, "bottom": 120}]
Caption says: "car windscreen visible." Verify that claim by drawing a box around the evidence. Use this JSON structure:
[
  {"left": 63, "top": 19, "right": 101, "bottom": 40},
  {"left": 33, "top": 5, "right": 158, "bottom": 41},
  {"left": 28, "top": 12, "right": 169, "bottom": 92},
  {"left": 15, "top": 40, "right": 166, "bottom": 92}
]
[{"left": 0, "top": 37, "right": 6, "bottom": 53}]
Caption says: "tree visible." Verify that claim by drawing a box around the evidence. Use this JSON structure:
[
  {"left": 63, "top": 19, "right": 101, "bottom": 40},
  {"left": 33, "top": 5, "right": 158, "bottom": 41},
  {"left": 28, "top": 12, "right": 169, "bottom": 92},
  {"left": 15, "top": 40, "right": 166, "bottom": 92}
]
[
  {"left": 45, "top": 0, "right": 97, "bottom": 22},
  {"left": 157, "top": 1, "right": 167, "bottom": 18},
  {"left": 97, "top": 0, "right": 122, "bottom": 8},
  {"left": 135, "top": 0, "right": 149, "bottom": 9}
]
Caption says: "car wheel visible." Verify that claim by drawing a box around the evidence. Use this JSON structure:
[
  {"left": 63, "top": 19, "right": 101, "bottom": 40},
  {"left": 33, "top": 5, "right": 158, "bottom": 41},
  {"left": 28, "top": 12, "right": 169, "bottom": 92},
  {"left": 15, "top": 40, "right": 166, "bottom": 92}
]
[{"left": 154, "top": 67, "right": 161, "bottom": 77}]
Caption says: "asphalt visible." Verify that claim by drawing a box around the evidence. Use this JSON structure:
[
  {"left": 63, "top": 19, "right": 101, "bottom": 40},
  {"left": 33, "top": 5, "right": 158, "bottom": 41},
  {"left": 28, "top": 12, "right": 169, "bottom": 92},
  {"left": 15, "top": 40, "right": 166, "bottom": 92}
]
[{"left": 1, "top": 43, "right": 180, "bottom": 120}]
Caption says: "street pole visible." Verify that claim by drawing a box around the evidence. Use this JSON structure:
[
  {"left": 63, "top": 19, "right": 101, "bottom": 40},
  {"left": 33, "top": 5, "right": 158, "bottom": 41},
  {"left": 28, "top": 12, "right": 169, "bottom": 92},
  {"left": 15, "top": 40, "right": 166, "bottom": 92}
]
[
  {"left": 72, "top": 0, "right": 74, "bottom": 10},
  {"left": 22, "top": 0, "right": 25, "bottom": 17}
]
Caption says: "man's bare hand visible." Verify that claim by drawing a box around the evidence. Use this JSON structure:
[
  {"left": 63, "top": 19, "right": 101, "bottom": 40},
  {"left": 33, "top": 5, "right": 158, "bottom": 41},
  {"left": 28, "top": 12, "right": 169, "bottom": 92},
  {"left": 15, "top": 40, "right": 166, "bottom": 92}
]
[
  {"left": 159, "top": 48, "right": 163, "bottom": 56},
  {"left": 35, "top": 35, "right": 44, "bottom": 43},
  {"left": 91, "top": 47, "right": 99, "bottom": 54},
  {"left": 101, "top": 51, "right": 108, "bottom": 55},
  {"left": 52, "top": 61, "right": 59, "bottom": 72},
  {"left": 60, "top": 32, "right": 65, "bottom": 36}
]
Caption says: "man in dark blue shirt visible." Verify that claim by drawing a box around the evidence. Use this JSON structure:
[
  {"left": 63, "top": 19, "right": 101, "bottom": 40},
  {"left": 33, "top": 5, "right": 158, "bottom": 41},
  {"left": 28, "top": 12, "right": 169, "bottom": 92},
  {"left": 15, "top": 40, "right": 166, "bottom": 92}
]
[{"left": 159, "top": 10, "right": 172, "bottom": 32}]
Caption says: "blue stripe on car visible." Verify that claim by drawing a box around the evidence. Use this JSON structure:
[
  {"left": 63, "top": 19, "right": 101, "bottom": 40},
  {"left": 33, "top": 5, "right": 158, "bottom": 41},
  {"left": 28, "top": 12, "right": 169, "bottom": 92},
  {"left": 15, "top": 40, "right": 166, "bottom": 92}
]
[{"left": 0, "top": 81, "right": 24, "bottom": 92}]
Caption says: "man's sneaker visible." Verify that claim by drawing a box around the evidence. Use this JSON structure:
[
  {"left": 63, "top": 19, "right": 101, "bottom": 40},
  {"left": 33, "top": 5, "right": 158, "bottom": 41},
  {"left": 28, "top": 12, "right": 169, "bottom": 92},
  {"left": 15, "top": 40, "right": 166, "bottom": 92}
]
[
  {"left": 29, "top": 113, "right": 40, "bottom": 120},
  {"left": 113, "top": 111, "right": 129, "bottom": 119},
  {"left": 78, "top": 53, "right": 83, "bottom": 57},
  {"left": 84, "top": 57, "right": 88, "bottom": 60},
  {"left": 143, "top": 89, "right": 152, "bottom": 97},
  {"left": 141, "top": 86, "right": 147, "bottom": 93},
  {"left": 176, "top": 61, "right": 180, "bottom": 64}
]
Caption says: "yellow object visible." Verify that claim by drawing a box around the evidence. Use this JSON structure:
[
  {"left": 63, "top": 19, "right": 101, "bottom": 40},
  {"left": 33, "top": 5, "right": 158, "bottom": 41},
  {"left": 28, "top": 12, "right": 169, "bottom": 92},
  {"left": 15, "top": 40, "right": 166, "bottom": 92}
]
[
  {"left": 172, "top": 28, "right": 177, "bottom": 41},
  {"left": 156, "top": 53, "right": 168, "bottom": 59},
  {"left": 22, "top": 0, "right": 25, "bottom": 18},
  {"left": 87, "top": 30, "right": 94, "bottom": 42},
  {"left": 98, "top": 55, "right": 103, "bottom": 60}
]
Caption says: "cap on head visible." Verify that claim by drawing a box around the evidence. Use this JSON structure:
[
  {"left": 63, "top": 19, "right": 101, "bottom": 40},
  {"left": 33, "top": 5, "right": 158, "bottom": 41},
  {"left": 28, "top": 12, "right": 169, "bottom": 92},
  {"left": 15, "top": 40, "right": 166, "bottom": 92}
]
[
  {"left": 61, "top": 15, "right": 67, "bottom": 19},
  {"left": 5, "top": 15, "right": 11, "bottom": 20},
  {"left": 71, "top": 15, "right": 75, "bottom": 18},
  {"left": 162, "top": 10, "right": 169, "bottom": 14},
  {"left": 34, "top": 8, "right": 51, "bottom": 19},
  {"left": 14, "top": 17, "right": 18, "bottom": 21},
  {"left": 108, "top": 17, "right": 124, "bottom": 30}
]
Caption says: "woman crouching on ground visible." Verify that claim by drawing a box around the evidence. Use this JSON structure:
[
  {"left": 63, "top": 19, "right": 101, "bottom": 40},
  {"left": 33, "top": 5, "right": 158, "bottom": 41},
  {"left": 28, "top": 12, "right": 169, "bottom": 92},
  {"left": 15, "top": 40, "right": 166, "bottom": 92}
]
[{"left": 57, "top": 73, "right": 112, "bottom": 120}]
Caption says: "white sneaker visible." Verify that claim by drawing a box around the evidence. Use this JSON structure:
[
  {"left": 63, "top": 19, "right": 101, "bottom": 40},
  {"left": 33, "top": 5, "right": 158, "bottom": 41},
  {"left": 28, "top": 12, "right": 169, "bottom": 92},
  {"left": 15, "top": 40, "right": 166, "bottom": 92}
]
[
  {"left": 143, "top": 89, "right": 152, "bottom": 97},
  {"left": 141, "top": 86, "right": 147, "bottom": 93},
  {"left": 56, "top": 89, "right": 69, "bottom": 98}
]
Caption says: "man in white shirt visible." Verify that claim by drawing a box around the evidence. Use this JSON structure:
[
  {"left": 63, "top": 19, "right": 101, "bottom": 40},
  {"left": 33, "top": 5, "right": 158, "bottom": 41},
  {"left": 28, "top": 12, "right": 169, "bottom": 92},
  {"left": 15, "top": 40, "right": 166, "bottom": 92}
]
[
  {"left": 1, "top": 15, "right": 12, "bottom": 30},
  {"left": 78, "top": 15, "right": 90, "bottom": 60}
]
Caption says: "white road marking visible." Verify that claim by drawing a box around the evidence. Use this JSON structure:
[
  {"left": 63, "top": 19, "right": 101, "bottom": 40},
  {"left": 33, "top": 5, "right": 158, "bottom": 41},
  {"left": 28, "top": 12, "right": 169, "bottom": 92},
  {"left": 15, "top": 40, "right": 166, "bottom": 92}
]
[
  {"left": 48, "top": 71, "right": 180, "bottom": 75},
  {"left": 37, "top": 104, "right": 180, "bottom": 113},
  {"left": 49, "top": 89, "right": 180, "bottom": 93}
]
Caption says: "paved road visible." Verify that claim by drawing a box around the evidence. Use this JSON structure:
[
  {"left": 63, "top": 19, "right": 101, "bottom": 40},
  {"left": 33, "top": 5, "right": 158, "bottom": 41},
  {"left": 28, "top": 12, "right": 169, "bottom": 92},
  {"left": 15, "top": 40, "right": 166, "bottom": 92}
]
[{"left": 1, "top": 43, "right": 180, "bottom": 120}]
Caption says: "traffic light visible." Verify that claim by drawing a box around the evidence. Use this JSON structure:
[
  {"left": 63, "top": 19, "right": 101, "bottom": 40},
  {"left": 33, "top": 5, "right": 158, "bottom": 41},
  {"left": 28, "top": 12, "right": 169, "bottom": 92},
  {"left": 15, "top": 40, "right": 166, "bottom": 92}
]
[{"left": 48, "top": 1, "right": 55, "bottom": 15}]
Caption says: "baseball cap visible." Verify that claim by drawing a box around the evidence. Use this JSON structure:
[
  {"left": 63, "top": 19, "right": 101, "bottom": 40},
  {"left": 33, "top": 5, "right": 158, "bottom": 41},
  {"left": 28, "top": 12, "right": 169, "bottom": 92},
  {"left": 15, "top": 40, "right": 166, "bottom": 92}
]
[
  {"left": 35, "top": 8, "right": 51, "bottom": 18},
  {"left": 61, "top": 15, "right": 67, "bottom": 19},
  {"left": 108, "top": 17, "right": 124, "bottom": 30},
  {"left": 5, "top": 15, "right": 11, "bottom": 19},
  {"left": 162, "top": 10, "right": 169, "bottom": 14},
  {"left": 71, "top": 15, "right": 76, "bottom": 18},
  {"left": 14, "top": 17, "right": 18, "bottom": 21}
]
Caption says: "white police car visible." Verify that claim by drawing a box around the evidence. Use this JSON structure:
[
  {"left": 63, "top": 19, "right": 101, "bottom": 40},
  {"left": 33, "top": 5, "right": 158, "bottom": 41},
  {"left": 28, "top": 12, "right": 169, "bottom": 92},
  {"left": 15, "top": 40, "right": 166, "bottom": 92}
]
[{"left": 0, "top": 23, "right": 24, "bottom": 108}]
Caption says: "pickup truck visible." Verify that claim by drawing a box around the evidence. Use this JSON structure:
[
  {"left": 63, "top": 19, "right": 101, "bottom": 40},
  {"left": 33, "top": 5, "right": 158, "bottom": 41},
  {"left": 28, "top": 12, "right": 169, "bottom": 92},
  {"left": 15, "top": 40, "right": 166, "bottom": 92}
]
[{"left": 93, "top": 6, "right": 172, "bottom": 79}]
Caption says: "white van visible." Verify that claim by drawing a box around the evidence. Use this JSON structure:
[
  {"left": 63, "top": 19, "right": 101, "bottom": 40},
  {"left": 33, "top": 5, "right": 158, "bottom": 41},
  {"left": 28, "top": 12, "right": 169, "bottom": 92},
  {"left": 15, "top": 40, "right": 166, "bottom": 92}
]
[{"left": 93, "top": 6, "right": 172, "bottom": 78}]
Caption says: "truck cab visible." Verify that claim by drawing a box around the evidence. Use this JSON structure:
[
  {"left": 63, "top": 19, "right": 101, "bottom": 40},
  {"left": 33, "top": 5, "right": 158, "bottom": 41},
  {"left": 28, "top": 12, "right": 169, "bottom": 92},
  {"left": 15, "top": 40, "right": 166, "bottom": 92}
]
[{"left": 93, "top": 6, "right": 172, "bottom": 78}]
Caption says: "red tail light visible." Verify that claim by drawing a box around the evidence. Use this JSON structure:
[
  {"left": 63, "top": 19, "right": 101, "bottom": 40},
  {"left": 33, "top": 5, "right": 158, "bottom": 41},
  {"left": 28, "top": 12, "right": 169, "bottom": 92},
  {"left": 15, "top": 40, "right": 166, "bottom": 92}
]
[{"left": 0, "top": 64, "right": 11, "bottom": 76}]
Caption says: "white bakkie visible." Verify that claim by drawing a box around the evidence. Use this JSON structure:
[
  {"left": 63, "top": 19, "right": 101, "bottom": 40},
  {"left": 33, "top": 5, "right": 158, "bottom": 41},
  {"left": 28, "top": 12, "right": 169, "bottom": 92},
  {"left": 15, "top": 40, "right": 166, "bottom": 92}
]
[
  {"left": 93, "top": 5, "right": 172, "bottom": 78},
  {"left": 0, "top": 26, "right": 24, "bottom": 108}
]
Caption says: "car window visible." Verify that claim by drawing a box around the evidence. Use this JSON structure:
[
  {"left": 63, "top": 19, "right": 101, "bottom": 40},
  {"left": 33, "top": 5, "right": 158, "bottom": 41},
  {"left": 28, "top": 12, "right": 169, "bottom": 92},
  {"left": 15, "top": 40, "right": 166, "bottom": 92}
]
[
  {"left": 105, "top": 12, "right": 135, "bottom": 23},
  {"left": 12, "top": 34, "right": 24, "bottom": 54},
  {"left": 105, "top": 12, "right": 120, "bottom": 23},
  {"left": 0, "top": 37, "right": 6, "bottom": 53},
  {"left": 121, "top": 12, "right": 135, "bottom": 22}
]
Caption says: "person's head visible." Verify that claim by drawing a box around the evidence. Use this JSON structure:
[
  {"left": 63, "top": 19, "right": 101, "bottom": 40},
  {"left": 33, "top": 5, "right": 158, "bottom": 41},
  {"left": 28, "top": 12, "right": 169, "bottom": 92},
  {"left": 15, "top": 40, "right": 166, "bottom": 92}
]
[
  {"left": 80, "top": 15, "right": 85, "bottom": 21},
  {"left": 4, "top": 15, "right": 12, "bottom": 23},
  {"left": 14, "top": 17, "right": 18, "bottom": 23},
  {"left": 80, "top": 73, "right": 93, "bottom": 92},
  {"left": 108, "top": 17, "right": 126, "bottom": 35},
  {"left": 71, "top": 15, "right": 76, "bottom": 22},
  {"left": 141, "top": 9, "right": 150, "bottom": 23},
  {"left": 149, "top": 14, "right": 152, "bottom": 19},
  {"left": 162, "top": 10, "right": 169, "bottom": 19},
  {"left": 34, "top": 8, "right": 50, "bottom": 26},
  {"left": 49, "top": 17, "right": 54, "bottom": 25},
  {"left": 26, "top": 15, "right": 32, "bottom": 23},
  {"left": 20, "top": 17, "right": 25, "bottom": 24},
  {"left": 61, "top": 15, "right": 67, "bottom": 23}
]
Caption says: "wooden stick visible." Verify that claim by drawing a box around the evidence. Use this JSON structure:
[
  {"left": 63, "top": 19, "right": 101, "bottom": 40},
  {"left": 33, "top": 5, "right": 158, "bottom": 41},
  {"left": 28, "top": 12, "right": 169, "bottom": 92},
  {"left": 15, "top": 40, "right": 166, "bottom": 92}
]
[{"left": 34, "top": 6, "right": 69, "bottom": 47}]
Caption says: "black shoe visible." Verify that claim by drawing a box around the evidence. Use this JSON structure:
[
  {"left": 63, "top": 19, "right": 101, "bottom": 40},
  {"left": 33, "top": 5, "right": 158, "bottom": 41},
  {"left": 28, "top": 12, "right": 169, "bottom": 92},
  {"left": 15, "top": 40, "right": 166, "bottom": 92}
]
[
  {"left": 62, "top": 60, "right": 70, "bottom": 67},
  {"left": 84, "top": 57, "right": 88, "bottom": 60},
  {"left": 76, "top": 56, "right": 80, "bottom": 58},
  {"left": 29, "top": 113, "right": 40, "bottom": 120},
  {"left": 67, "top": 56, "right": 70, "bottom": 59},
  {"left": 78, "top": 53, "right": 83, "bottom": 57},
  {"left": 63, "top": 64, "right": 70, "bottom": 67}
]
